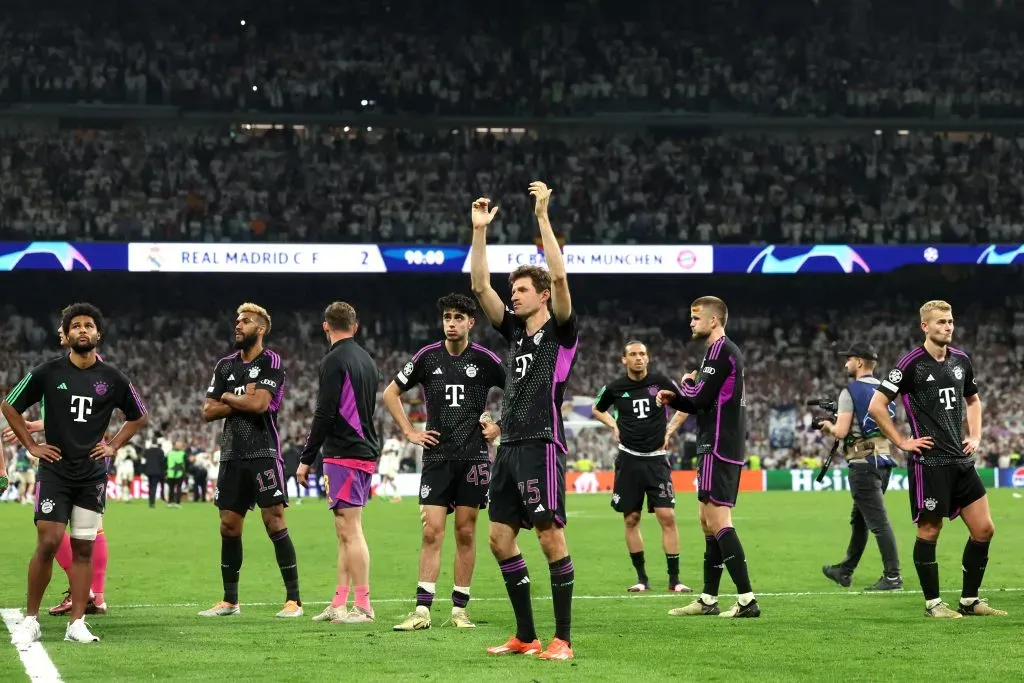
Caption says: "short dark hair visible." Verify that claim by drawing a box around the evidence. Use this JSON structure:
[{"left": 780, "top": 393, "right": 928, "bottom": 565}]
[
  {"left": 61, "top": 302, "right": 104, "bottom": 336},
  {"left": 436, "top": 293, "right": 477, "bottom": 317},
  {"left": 324, "top": 301, "right": 358, "bottom": 332},
  {"left": 691, "top": 296, "right": 728, "bottom": 327},
  {"left": 508, "top": 265, "right": 551, "bottom": 295},
  {"left": 622, "top": 340, "right": 647, "bottom": 356}
]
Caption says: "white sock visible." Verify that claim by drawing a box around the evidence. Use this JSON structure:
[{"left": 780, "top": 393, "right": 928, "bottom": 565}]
[
  {"left": 737, "top": 592, "right": 755, "bottom": 606},
  {"left": 699, "top": 593, "right": 717, "bottom": 604},
  {"left": 23, "top": 615, "right": 38, "bottom": 625},
  {"left": 960, "top": 596, "right": 977, "bottom": 605},
  {"left": 418, "top": 581, "right": 436, "bottom": 594},
  {"left": 925, "top": 597, "right": 943, "bottom": 610}
]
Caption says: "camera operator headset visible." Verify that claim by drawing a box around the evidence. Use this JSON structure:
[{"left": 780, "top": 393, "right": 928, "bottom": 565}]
[{"left": 817, "top": 343, "right": 903, "bottom": 591}]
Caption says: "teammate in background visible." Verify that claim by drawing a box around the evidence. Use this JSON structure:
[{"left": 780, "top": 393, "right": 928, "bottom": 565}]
[
  {"left": 592, "top": 341, "right": 692, "bottom": 594},
  {"left": 5, "top": 322, "right": 113, "bottom": 618},
  {"left": 870, "top": 300, "right": 1006, "bottom": 618},
  {"left": 297, "top": 302, "right": 382, "bottom": 624},
  {"left": 378, "top": 436, "right": 402, "bottom": 502},
  {"left": 470, "top": 182, "right": 579, "bottom": 661},
  {"left": 385, "top": 293, "right": 505, "bottom": 632},
  {"left": 199, "top": 303, "right": 302, "bottom": 619},
  {"left": 4, "top": 303, "right": 148, "bottom": 646},
  {"left": 657, "top": 296, "right": 760, "bottom": 619}
]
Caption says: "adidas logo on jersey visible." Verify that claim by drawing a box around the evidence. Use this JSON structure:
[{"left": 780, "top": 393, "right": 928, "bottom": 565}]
[
  {"left": 534, "top": 504, "right": 545, "bottom": 513},
  {"left": 57, "top": 383, "right": 68, "bottom": 390},
  {"left": 228, "top": 374, "right": 236, "bottom": 381},
  {"left": 926, "top": 374, "right": 935, "bottom": 382},
  {"left": 433, "top": 368, "right": 443, "bottom": 375},
  {"left": 273, "top": 490, "right": 283, "bottom": 497}
]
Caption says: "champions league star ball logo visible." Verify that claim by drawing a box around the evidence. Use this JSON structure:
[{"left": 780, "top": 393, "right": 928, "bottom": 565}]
[
  {"left": 93, "top": 381, "right": 110, "bottom": 396},
  {"left": 888, "top": 369, "right": 903, "bottom": 384}
]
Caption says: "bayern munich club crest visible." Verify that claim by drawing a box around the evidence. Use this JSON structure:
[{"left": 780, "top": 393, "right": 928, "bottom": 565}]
[
  {"left": 648, "top": 386, "right": 659, "bottom": 397},
  {"left": 420, "top": 484, "right": 431, "bottom": 499},
  {"left": 465, "top": 364, "right": 478, "bottom": 378},
  {"left": 93, "top": 381, "right": 109, "bottom": 396},
  {"left": 249, "top": 366, "right": 260, "bottom": 379},
  {"left": 953, "top": 366, "right": 963, "bottom": 380}
]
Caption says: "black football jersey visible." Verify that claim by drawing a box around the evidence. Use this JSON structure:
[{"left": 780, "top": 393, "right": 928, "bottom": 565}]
[
  {"left": 494, "top": 308, "right": 579, "bottom": 452},
  {"left": 877, "top": 345, "right": 977, "bottom": 465},
  {"left": 207, "top": 348, "right": 286, "bottom": 461},
  {"left": 594, "top": 372, "right": 679, "bottom": 454},
  {"left": 5, "top": 355, "right": 147, "bottom": 482},
  {"left": 395, "top": 341, "right": 505, "bottom": 463}
]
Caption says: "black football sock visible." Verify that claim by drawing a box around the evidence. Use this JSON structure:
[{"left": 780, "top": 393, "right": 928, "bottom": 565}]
[
  {"left": 221, "top": 534, "right": 242, "bottom": 604},
  {"left": 715, "top": 527, "right": 753, "bottom": 596},
  {"left": 702, "top": 535, "right": 724, "bottom": 598},
  {"left": 270, "top": 528, "right": 301, "bottom": 604},
  {"left": 498, "top": 555, "right": 537, "bottom": 643},
  {"left": 913, "top": 537, "right": 940, "bottom": 601},
  {"left": 452, "top": 588, "right": 470, "bottom": 610},
  {"left": 666, "top": 553, "right": 680, "bottom": 586},
  {"left": 549, "top": 556, "right": 575, "bottom": 644},
  {"left": 961, "top": 538, "right": 990, "bottom": 600},
  {"left": 416, "top": 584, "right": 435, "bottom": 609},
  {"left": 630, "top": 551, "right": 648, "bottom": 584}
]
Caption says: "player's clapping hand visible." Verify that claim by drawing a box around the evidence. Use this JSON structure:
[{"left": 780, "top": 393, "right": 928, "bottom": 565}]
[
  {"left": 656, "top": 390, "right": 676, "bottom": 408},
  {"left": 529, "top": 181, "right": 552, "bottom": 217},
  {"left": 296, "top": 463, "right": 310, "bottom": 488},
  {"left": 962, "top": 437, "right": 981, "bottom": 455},
  {"left": 471, "top": 198, "right": 499, "bottom": 230},
  {"left": 406, "top": 429, "right": 441, "bottom": 448},
  {"left": 29, "top": 442, "right": 61, "bottom": 463},
  {"left": 90, "top": 442, "right": 115, "bottom": 461},
  {"left": 481, "top": 420, "right": 500, "bottom": 442},
  {"left": 898, "top": 436, "right": 934, "bottom": 455}
]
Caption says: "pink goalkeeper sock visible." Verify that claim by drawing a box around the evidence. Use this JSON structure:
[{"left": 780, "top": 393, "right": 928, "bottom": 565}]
[
  {"left": 354, "top": 585, "right": 371, "bottom": 611},
  {"left": 55, "top": 533, "right": 73, "bottom": 578},
  {"left": 331, "top": 585, "right": 350, "bottom": 609},
  {"left": 91, "top": 531, "right": 108, "bottom": 601}
]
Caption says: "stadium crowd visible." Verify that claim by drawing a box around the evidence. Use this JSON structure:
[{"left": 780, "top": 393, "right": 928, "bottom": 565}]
[
  {"left": 2, "top": 273, "right": 1022, "bottom": 500},
  {"left": 2, "top": 0, "right": 1024, "bottom": 118},
  {"left": 3, "top": 125, "right": 1024, "bottom": 245}
]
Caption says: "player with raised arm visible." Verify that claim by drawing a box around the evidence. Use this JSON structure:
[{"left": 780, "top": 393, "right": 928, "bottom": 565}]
[
  {"left": 385, "top": 293, "right": 506, "bottom": 631},
  {"left": 869, "top": 300, "right": 1006, "bottom": 618},
  {"left": 199, "top": 303, "right": 302, "bottom": 619},
  {"left": 4, "top": 303, "right": 148, "bottom": 646},
  {"left": 657, "top": 297, "right": 760, "bottom": 619},
  {"left": 4, "top": 320, "right": 115, "bottom": 619},
  {"left": 592, "top": 341, "right": 692, "bottom": 594},
  {"left": 470, "top": 182, "right": 579, "bottom": 661},
  {"left": 297, "top": 302, "right": 382, "bottom": 625}
]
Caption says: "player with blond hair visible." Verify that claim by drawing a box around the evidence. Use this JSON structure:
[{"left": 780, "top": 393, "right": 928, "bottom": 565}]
[{"left": 870, "top": 300, "right": 1006, "bottom": 618}]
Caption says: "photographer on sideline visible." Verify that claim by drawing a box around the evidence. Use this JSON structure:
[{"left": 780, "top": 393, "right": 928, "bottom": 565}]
[{"left": 818, "top": 343, "right": 903, "bottom": 591}]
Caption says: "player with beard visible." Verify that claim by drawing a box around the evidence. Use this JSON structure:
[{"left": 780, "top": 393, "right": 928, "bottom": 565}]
[
  {"left": 4, "top": 303, "right": 148, "bottom": 646},
  {"left": 199, "top": 303, "right": 302, "bottom": 619},
  {"left": 4, "top": 320, "right": 114, "bottom": 618},
  {"left": 870, "top": 300, "right": 1006, "bottom": 618},
  {"left": 656, "top": 296, "right": 759, "bottom": 619},
  {"left": 592, "top": 341, "right": 692, "bottom": 594},
  {"left": 470, "top": 182, "right": 579, "bottom": 661}
]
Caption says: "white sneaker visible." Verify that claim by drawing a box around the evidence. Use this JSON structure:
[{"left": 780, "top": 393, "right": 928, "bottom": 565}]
[
  {"left": 10, "top": 616, "right": 41, "bottom": 649},
  {"left": 64, "top": 618, "right": 99, "bottom": 643}
]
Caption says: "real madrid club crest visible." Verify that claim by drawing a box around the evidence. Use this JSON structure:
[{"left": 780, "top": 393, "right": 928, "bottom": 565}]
[
  {"left": 249, "top": 366, "right": 260, "bottom": 379},
  {"left": 466, "top": 364, "right": 478, "bottom": 378},
  {"left": 953, "top": 366, "right": 963, "bottom": 381}
]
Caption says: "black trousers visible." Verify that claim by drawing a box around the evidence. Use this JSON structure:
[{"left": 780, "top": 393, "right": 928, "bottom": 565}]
[
  {"left": 839, "top": 463, "right": 901, "bottom": 577},
  {"left": 148, "top": 475, "right": 165, "bottom": 507},
  {"left": 168, "top": 477, "right": 184, "bottom": 505},
  {"left": 193, "top": 472, "right": 208, "bottom": 502}
]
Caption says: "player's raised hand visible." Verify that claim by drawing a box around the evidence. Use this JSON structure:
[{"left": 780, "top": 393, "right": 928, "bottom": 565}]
[
  {"left": 471, "top": 198, "right": 499, "bottom": 230},
  {"left": 962, "top": 437, "right": 981, "bottom": 455},
  {"left": 656, "top": 390, "right": 676, "bottom": 408},
  {"left": 29, "top": 442, "right": 61, "bottom": 463},
  {"left": 406, "top": 429, "right": 441, "bottom": 448},
  {"left": 90, "top": 442, "right": 115, "bottom": 461},
  {"left": 529, "top": 181, "right": 552, "bottom": 217},
  {"left": 480, "top": 420, "right": 500, "bottom": 442},
  {"left": 296, "top": 463, "right": 311, "bottom": 488},
  {"left": 898, "top": 436, "right": 934, "bottom": 455}
]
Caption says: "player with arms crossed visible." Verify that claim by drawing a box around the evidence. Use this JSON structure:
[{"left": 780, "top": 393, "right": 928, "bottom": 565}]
[
  {"left": 592, "top": 341, "right": 692, "bottom": 594},
  {"left": 869, "top": 300, "right": 1006, "bottom": 618},
  {"left": 471, "top": 182, "right": 579, "bottom": 661},
  {"left": 199, "top": 303, "right": 302, "bottom": 619},
  {"left": 5, "top": 321, "right": 116, "bottom": 618},
  {"left": 385, "top": 293, "right": 505, "bottom": 631},
  {"left": 657, "top": 297, "right": 760, "bottom": 618},
  {"left": 4, "top": 303, "right": 148, "bottom": 646},
  {"left": 297, "top": 302, "right": 382, "bottom": 624}
]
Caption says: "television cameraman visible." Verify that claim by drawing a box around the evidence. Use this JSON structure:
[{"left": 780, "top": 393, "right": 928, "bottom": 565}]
[{"left": 817, "top": 343, "right": 903, "bottom": 591}]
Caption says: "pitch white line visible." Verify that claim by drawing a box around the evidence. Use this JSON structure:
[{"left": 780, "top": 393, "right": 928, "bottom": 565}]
[
  {"left": 84, "top": 586, "right": 1024, "bottom": 610},
  {"left": 1, "top": 609, "right": 63, "bottom": 683}
]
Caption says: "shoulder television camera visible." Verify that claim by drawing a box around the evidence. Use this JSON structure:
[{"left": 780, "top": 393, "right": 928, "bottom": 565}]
[{"left": 806, "top": 398, "right": 838, "bottom": 431}]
